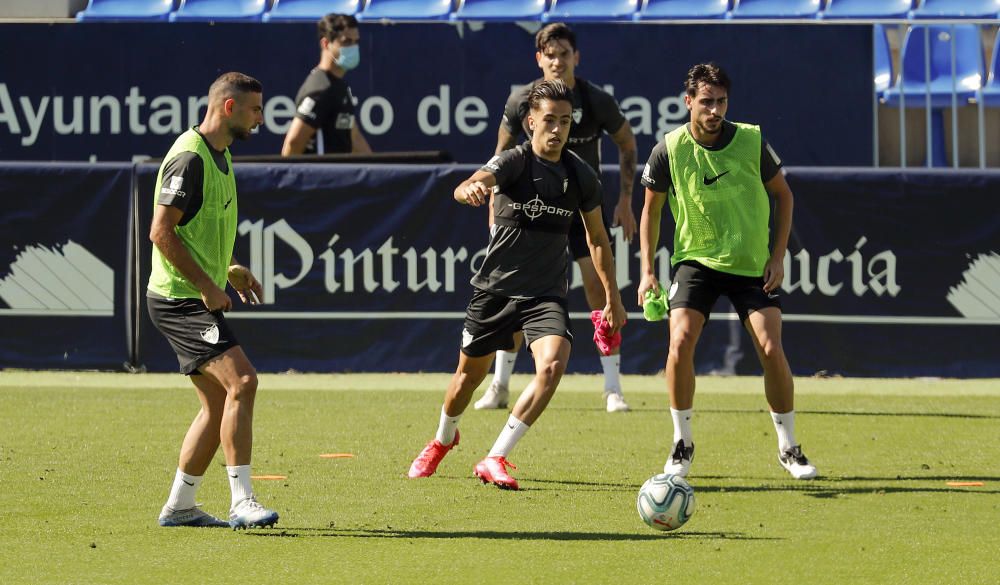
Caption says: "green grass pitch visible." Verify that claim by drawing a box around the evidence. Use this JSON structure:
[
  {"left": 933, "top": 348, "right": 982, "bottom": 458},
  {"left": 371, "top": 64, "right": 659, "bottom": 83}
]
[{"left": 1, "top": 372, "right": 997, "bottom": 584}]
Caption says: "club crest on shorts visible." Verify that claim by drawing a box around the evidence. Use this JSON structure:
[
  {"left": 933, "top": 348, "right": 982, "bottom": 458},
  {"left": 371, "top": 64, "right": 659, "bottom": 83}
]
[
  {"left": 669, "top": 281, "right": 679, "bottom": 301},
  {"left": 572, "top": 108, "right": 582, "bottom": 124},
  {"left": 461, "top": 328, "right": 473, "bottom": 348},
  {"left": 200, "top": 324, "right": 220, "bottom": 345}
]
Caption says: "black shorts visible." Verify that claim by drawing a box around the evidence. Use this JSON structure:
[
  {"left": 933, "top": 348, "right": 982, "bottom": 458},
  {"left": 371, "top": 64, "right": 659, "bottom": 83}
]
[
  {"left": 668, "top": 261, "right": 782, "bottom": 323},
  {"left": 147, "top": 295, "right": 240, "bottom": 374},
  {"left": 460, "top": 288, "right": 573, "bottom": 357}
]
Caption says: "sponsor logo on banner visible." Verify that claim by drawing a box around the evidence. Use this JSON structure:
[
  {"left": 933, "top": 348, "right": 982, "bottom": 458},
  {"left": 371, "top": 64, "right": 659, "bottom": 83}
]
[
  {"left": 0, "top": 240, "right": 113, "bottom": 316},
  {"left": 947, "top": 252, "right": 1000, "bottom": 318}
]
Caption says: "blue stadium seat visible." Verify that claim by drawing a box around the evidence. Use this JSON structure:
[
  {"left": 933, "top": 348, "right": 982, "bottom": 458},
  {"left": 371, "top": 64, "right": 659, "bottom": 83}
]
[
  {"left": 874, "top": 24, "right": 894, "bottom": 98},
  {"left": 263, "top": 0, "right": 362, "bottom": 22},
  {"left": 821, "top": 0, "right": 916, "bottom": 19},
  {"left": 357, "top": 0, "right": 454, "bottom": 21},
  {"left": 911, "top": 0, "right": 1000, "bottom": 19},
  {"left": 76, "top": 0, "right": 177, "bottom": 21},
  {"left": 729, "top": 0, "right": 822, "bottom": 19},
  {"left": 636, "top": 0, "right": 731, "bottom": 20},
  {"left": 542, "top": 0, "right": 640, "bottom": 22},
  {"left": 883, "top": 25, "right": 985, "bottom": 108},
  {"left": 452, "top": 0, "right": 547, "bottom": 21},
  {"left": 170, "top": 0, "right": 267, "bottom": 21},
  {"left": 979, "top": 29, "right": 1000, "bottom": 106}
]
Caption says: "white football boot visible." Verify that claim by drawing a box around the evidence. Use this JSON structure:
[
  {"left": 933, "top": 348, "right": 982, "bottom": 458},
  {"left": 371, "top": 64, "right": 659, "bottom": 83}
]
[
  {"left": 604, "top": 391, "right": 630, "bottom": 413},
  {"left": 474, "top": 381, "right": 509, "bottom": 410},
  {"left": 229, "top": 496, "right": 279, "bottom": 529},
  {"left": 778, "top": 445, "right": 818, "bottom": 479},
  {"left": 663, "top": 439, "right": 695, "bottom": 477}
]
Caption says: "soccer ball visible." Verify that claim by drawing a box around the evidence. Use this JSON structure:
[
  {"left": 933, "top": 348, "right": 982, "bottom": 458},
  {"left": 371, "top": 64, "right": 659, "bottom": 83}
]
[{"left": 637, "top": 473, "right": 696, "bottom": 531}]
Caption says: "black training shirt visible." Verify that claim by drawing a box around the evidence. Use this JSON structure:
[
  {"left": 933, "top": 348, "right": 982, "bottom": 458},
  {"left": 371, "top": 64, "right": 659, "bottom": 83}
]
[
  {"left": 292, "top": 68, "right": 356, "bottom": 154},
  {"left": 501, "top": 78, "right": 626, "bottom": 172},
  {"left": 471, "top": 143, "right": 603, "bottom": 299}
]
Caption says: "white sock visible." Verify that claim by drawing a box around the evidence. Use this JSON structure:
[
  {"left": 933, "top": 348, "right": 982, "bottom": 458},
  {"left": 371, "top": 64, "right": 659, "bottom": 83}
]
[
  {"left": 492, "top": 351, "right": 517, "bottom": 387},
  {"left": 165, "top": 468, "right": 202, "bottom": 510},
  {"left": 771, "top": 411, "right": 797, "bottom": 452},
  {"left": 226, "top": 465, "right": 253, "bottom": 508},
  {"left": 488, "top": 414, "right": 530, "bottom": 458},
  {"left": 600, "top": 354, "right": 622, "bottom": 394},
  {"left": 435, "top": 407, "right": 462, "bottom": 445},
  {"left": 670, "top": 407, "right": 694, "bottom": 445}
]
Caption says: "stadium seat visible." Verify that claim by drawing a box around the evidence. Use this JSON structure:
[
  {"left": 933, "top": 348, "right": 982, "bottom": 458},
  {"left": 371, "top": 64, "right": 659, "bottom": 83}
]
[
  {"left": 357, "top": 0, "right": 454, "bottom": 21},
  {"left": 821, "top": 0, "right": 916, "bottom": 19},
  {"left": 541, "top": 0, "right": 640, "bottom": 22},
  {"left": 883, "top": 25, "right": 985, "bottom": 108},
  {"left": 729, "top": 0, "right": 822, "bottom": 19},
  {"left": 874, "top": 24, "right": 894, "bottom": 98},
  {"left": 76, "top": 0, "right": 176, "bottom": 21},
  {"left": 636, "top": 0, "right": 732, "bottom": 20},
  {"left": 263, "top": 0, "right": 362, "bottom": 22},
  {"left": 979, "top": 28, "right": 1000, "bottom": 106},
  {"left": 911, "top": 0, "right": 1000, "bottom": 19},
  {"left": 452, "top": 0, "right": 547, "bottom": 21},
  {"left": 883, "top": 25, "right": 985, "bottom": 167},
  {"left": 170, "top": 0, "right": 266, "bottom": 21}
]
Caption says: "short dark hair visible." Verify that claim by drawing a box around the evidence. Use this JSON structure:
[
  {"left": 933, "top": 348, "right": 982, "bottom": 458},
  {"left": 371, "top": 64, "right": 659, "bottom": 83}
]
[
  {"left": 208, "top": 72, "right": 262, "bottom": 101},
  {"left": 685, "top": 63, "right": 731, "bottom": 96},
  {"left": 535, "top": 22, "right": 576, "bottom": 52},
  {"left": 318, "top": 13, "right": 359, "bottom": 43},
  {"left": 528, "top": 79, "right": 573, "bottom": 111}
]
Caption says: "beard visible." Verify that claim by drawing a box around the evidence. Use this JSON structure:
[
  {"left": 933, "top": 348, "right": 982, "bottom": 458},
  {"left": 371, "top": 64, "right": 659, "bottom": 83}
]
[{"left": 230, "top": 126, "right": 252, "bottom": 141}]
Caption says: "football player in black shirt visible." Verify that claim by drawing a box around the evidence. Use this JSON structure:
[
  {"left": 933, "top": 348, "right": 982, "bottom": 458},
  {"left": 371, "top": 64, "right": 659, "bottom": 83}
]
[
  {"left": 479, "top": 23, "right": 636, "bottom": 414},
  {"left": 407, "top": 80, "right": 626, "bottom": 490}
]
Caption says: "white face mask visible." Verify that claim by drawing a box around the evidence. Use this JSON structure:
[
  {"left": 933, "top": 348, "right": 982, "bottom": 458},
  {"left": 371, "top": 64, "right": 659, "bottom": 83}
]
[{"left": 336, "top": 45, "right": 360, "bottom": 70}]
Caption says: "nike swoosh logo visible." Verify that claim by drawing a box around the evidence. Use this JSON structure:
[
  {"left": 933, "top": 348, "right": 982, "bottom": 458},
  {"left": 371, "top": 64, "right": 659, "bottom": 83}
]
[
  {"left": 507, "top": 423, "right": 516, "bottom": 430},
  {"left": 703, "top": 171, "right": 730, "bottom": 185},
  {"left": 182, "top": 479, "right": 195, "bottom": 486},
  {"left": 224, "top": 198, "right": 233, "bottom": 209},
  {"left": 229, "top": 474, "right": 239, "bottom": 479}
]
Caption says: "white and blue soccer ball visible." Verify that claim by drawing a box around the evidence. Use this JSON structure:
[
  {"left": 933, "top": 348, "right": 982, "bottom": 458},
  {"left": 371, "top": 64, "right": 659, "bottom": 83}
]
[{"left": 637, "top": 473, "right": 696, "bottom": 531}]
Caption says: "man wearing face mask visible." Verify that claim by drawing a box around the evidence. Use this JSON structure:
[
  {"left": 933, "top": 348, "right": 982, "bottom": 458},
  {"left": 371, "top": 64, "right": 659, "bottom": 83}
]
[{"left": 282, "top": 13, "right": 371, "bottom": 156}]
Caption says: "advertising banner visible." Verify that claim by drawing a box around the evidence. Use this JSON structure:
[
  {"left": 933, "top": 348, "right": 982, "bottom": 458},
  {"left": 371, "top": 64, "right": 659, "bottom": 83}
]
[
  {"left": 0, "top": 22, "right": 872, "bottom": 167},
  {"left": 130, "top": 163, "right": 999, "bottom": 377},
  {"left": 0, "top": 162, "right": 132, "bottom": 369}
]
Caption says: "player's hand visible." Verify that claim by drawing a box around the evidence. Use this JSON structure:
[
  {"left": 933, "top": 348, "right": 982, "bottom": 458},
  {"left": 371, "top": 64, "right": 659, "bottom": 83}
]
[
  {"left": 637, "top": 274, "right": 660, "bottom": 307},
  {"left": 228, "top": 264, "right": 264, "bottom": 305},
  {"left": 461, "top": 181, "right": 490, "bottom": 207},
  {"left": 612, "top": 196, "right": 637, "bottom": 242},
  {"left": 602, "top": 297, "right": 627, "bottom": 335},
  {"left": 202, "top": 284, "right": 232, "bottom": 312},
  {"left": 762, "top": 255, "right": 784, "bottom": 293}
]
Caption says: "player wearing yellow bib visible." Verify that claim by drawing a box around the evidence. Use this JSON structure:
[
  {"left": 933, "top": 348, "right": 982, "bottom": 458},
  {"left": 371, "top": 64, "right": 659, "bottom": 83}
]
[
  {"left": 148, "top": 72, "right": 281, "bottom": 529},
  {"left": 638, "top": 63, "right": 817, "bottom": 480}
]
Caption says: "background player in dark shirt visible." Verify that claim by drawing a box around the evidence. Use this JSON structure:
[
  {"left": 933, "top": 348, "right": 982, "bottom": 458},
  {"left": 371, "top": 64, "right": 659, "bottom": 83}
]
[
  {"left": 407, "top": 80, "right": 626, "bottom": 490},
  {"left": 281, "top": 13, "right": 371, "bottom": 156},
  {"left": 479, "top": 22, "right": 637, "bottom": 414}
]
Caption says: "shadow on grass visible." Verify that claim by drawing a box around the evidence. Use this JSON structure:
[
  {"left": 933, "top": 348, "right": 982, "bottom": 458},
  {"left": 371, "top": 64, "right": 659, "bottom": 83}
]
[
  {"left": 683, "top": 475, "right": 1000, "bottom": 498},
  {"left": 244, "top": 527, "right": 778, "bottom": 541},
  {"left": 551, "top": 406, "right": 1000, "bottom": 420}
]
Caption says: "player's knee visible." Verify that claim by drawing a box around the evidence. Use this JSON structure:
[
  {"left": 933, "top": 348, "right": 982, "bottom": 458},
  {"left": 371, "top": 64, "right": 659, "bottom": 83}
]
[
  {"left": 668, "top": 329, "right": 698, "bottom": 357},
  {"left": 229, "top": 373, "right": 258, "bottom": 400},
  {"left": 757, "top": 338, "right": 784, "bottom": 362},
  {"left": 537, "top": 358, "right": 566, "bottom": 384}
]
